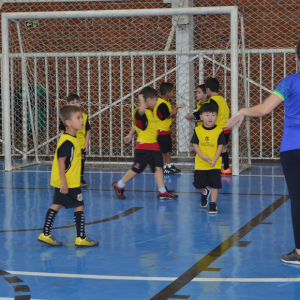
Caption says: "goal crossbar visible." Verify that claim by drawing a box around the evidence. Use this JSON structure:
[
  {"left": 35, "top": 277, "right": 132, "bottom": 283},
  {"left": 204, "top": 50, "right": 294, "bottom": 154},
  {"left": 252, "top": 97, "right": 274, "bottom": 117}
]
[{"left": 2, "top": 6, "right": 239, "bottom": 173}]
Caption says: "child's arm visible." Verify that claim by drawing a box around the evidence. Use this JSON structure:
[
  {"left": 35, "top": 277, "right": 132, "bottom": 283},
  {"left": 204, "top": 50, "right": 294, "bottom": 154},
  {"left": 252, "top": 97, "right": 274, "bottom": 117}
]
[
  {"left": 58, "top": 157, "right": 68, "bottom": 194},
  {"left": 185, "top": 113, "right": 195, "bottom": 120},
  {"left": 168, "top": 103, "right": 186, "bottom": 119},
  {"left": 124, "top": 127, "right": 136, "bottom": 144},
  {"left": 83, "top": 130, "right": 91, "bottom": 152},
  {"left": 193, "top": 143, "right": 212, "bottom": 163},
  {"left": 137, "top": 94, "right": 147, "bottom": 116},
  {"left": 210, "top": 144, "right": 223, "bottom": 168}
]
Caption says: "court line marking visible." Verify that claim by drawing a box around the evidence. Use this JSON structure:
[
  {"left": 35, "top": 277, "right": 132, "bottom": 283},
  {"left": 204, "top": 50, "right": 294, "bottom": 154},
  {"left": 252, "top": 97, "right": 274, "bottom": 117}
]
[
  {"left": 0, "top": 298, "right": 42, "bottom": 300},
  {"left": 5, "top": 271, "right": 300, "bottom": 283},
  {"left": 0, "top": 170, "right": 285, "bottom": 177}
]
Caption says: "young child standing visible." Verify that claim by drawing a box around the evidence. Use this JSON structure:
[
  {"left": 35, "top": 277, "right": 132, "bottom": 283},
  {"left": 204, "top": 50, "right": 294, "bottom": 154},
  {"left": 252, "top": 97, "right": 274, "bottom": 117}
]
[
  {"left": 112, "top": 86, "right": 178, "bottom": 200},
  {"left": 191, "top": 103, "right": 226, "bottom": 214},
  {"left": 205, "top": 78, "right": 231, "bottom": 175},
  {"left": 153, "top": 82, "right": 186, "bottom": 175},
  {"left": 59, "top": 94, "right": 91, "bottom": 187},
  {"left": 185, "top": 84, "right": 208, "bottom": 126},
  {"left": 38, "top": 106, "right": 98, "bottom": 247}
]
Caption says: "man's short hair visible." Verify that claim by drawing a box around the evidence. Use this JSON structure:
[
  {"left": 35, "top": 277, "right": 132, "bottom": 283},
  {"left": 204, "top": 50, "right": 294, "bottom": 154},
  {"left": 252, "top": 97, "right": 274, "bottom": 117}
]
[
  {"left": 197, "top": 84, "right": 206, "bottom": 94},
  {"left": 139, "top": 86, "right": 158, "bottom": 99},
  {"left": 60, "top": 106, "right": 81, "bottom": 126},
  {"left": 67, "top": 93, "right": 80, "bottom": 103},
  {"left": 199, "top": 103, "right": 218, "bottom": 115},
  {"left": 205, "top": 78, "right": 219, "bottom": 93},
  {"left": 160, "top": 82, "right": 174, "bottom": 95}
]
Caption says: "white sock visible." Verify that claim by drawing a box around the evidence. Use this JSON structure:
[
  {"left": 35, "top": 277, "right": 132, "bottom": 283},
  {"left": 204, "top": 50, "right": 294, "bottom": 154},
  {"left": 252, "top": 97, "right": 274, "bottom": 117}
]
[
  {"left": 202, "top": 189, "right": 207, "bottom": 195},
  {"left": 159, "top": 187, "right": 167, "bottom": 193},
  {"left": 167, "top": 164, "right": 172, "bottom": 168},
  {"left": 117, "top": 180, "right": 125, "bottom": 188},
  {"left": 164, "top": 164, "right": 167, "bottom": 169}
]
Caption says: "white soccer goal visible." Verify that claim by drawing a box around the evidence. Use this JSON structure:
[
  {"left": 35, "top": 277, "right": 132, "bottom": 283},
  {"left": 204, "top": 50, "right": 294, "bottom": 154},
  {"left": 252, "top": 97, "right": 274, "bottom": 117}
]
[{"left": 1, "top": 6, "right": 250, "bottom": 175}]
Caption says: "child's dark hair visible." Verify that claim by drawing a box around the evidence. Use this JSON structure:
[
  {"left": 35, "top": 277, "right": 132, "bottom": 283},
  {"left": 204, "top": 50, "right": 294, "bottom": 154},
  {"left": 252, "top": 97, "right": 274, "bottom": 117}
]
[
  {"left": 197, "top": 84, "right": 206, "bottom": 94},
  {"left": 160, "top": 82, "right": 174, "bottom": 95},
  {"left": 60, "top": 106, "right": 81, "bottom": 126},
  {"left": 67, "top": 93, "right": 80, "bottom": 104},
  {"left": 139, "top": 86, "right": 158, "bottom": 99},
  {"left": 199, "top": 103, "right": 218, "bottom": 115},
  {"left": 297, "top": 40, "right": 300, "bottom": 60},
  {"left": 205, "top": 78, "right": 219, "bottom": 93}
]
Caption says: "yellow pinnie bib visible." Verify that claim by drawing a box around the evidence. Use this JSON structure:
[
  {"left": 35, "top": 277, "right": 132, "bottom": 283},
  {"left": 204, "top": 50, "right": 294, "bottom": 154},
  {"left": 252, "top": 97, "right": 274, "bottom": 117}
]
[
  {"left": 133, "top": 108, "right": 158, "bottom": 144},
  {"left": 209, "top": 95, "right": 229, "bottom": 129},
  {"left": 153, "top": 98, "right": 172, "bottom": 132},
  {"left": 50, "top": 133, "right": 81, "bottom": 188},
  {"left": 194, "top": 125, "right": 223, "bottom": 170}
]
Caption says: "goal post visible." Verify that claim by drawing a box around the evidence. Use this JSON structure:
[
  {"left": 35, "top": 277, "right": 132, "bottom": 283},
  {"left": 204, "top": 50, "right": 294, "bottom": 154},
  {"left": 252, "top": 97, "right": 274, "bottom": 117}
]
[{"left": 2, "top": 6, "right": 243, "bottom": 174}]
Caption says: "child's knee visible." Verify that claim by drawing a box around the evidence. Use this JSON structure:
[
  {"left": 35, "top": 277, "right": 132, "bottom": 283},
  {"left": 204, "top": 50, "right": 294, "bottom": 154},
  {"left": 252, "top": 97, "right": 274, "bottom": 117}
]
[
  {"left": 50, "top": 204, "right": 62, "bottom": 211},
  {"left": 75, "top": 205, "right": 84, "bottom": 212}
]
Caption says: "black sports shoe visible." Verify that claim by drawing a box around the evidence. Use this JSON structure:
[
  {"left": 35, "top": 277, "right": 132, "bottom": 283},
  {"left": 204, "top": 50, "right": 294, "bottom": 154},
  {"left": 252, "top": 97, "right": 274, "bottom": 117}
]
[
  {"left": 201, "top": 188, "right": 211, "bottom": 207},
  {"left": 209, "top": 202, "right": 218, "bottom": 214},
  {"left": 164, "top": 167, "right": 175, "bottom": 175},
  {"left": 170, "top": 165, "right": 181, "bottom": 173},
  {"left": 281, "top": 249, "right": 300, "bottom": 265},
  {"left": 80, "top": 179, "right": 88, "bottom": 187}
]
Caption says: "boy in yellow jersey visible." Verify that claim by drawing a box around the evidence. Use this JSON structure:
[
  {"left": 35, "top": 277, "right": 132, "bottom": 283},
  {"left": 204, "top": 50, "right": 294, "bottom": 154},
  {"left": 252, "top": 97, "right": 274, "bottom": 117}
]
[
  {"left": 185, "top": 84, "right": 209, "bottom": 126},
  {"left": 38, "top": 106, "right": 98, "bottom": 247},
  {"left": 112, "top": 86, "right": 178, "bottom": 200},
  {"left": 154, "top": 82, "right": 186, "bottom": 175},
  {"left": 59, "top": 94, "right": 91, "bottom": 187},
  {"left": 191, "top": 103, "right": 226, "bottom": 214},
  {"left": 205, "top": 78, "right": 232, "bottom": 175}
]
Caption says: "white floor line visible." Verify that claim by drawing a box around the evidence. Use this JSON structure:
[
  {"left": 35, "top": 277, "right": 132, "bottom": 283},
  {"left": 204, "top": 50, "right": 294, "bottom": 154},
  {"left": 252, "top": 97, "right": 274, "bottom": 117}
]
[
  {"left": 0, "top": 298, "right": 43, "bottom": 300},
  {"left": 6, "top": 271, "right": 300, "bottom": 282}
]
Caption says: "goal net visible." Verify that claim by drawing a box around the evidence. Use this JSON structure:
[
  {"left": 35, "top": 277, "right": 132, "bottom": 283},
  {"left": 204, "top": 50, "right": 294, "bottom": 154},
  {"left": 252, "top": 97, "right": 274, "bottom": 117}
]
[{"left": 2, "top": 6, "right": 250, "bottom": 174}]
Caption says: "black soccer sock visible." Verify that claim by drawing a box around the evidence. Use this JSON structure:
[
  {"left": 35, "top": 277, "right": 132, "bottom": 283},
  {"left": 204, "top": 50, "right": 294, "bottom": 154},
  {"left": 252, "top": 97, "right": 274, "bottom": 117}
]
[
  {"left": 74, "top": 211, "right": 86, "bottom": 239},
  {"left": 43, "top": 208, "right": 58, "bottom": 236},
  {"left": 221, "top": 152, "right": 230, "bottom": 170}
]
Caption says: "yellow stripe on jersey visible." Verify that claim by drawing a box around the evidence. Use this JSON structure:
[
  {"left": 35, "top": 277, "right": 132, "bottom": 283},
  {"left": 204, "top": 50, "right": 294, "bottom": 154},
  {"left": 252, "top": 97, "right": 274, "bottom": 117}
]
[
  {"left": 133, "top": 108, "right": 158, "bottom": 144},
  {"left": 50, "top": 133, "right": 81, "bottom": 188},
  {"left": 194, "top": 125, "right": 223, "bottom": 170},
  {"left": 209, "top": 95, "right": 229, "bottom": 128},
  {"left": 153, "top": 98, "right": 172, "bottom": 131}
]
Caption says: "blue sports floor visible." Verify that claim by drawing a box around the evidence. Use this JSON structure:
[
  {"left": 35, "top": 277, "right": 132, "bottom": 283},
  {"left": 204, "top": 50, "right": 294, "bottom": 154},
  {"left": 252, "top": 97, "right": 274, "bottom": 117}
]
[{"left": 0, "top": 162, "right": 299, "bottom": 300}]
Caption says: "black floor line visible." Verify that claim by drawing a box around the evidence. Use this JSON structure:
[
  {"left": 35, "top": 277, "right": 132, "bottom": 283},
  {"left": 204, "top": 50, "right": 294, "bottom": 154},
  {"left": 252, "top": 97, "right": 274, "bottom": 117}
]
[
  {"left": 0, "top": 186, "right": 284, "bottom": 197},
  {"left": 149, "top": 195, "right": 290, "bottom": 300},
  {"left": 0, "top": 207, "right": 143, "bottom": 233}
]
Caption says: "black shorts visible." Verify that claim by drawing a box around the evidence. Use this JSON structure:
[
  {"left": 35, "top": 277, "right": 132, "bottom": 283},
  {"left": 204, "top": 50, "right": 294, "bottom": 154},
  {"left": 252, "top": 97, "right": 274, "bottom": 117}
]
[
  {"left": 132, "top": 149, "right": 164, "bottom": 174},
  {"left": 157, "top": 134, "right": 172, "bottom": 154},
  {"left": 224, "top": 133, "right": 231, "bottom": 145},
  {"left": 53, "top": 187, "right": 84, "bottom": 209},
  {"left": 193, "top": 169, "right": 222, "bottom": 189}
]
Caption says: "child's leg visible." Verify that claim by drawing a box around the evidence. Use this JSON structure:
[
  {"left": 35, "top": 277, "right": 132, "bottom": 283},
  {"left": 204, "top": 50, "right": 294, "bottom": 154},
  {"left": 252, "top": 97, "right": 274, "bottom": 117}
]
[
  {"left": 211, "top": 188, "right": 218, "bottom": 203},
  {"left": 74, "top": 205, "right": 85, "bottom": 239},
  {"left": 43, "top": 204, "right": 62, "bottom": 236},
  {"left": 221, "top": 145, "right": 230, "bottom": 170},
  {"left": 162, "top": 153, "right": 166, "bottom": 166},
  {"left": 165, "top": 152, "right": 171, "bottom": 165},
  {"left": 198, "top": 188, "right": 207, "bottom": 195},
  {"left": 117, "top": 169, "right": 138, "bottom": 187},
  {"left": 154, "top": 167, "right": 165, "bottom": 190}
]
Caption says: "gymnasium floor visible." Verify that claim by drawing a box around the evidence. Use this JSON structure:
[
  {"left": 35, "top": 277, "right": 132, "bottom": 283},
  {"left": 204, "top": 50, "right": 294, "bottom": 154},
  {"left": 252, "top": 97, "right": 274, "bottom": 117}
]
[{"left": 0, "top": 162, "right": 298, "bottom": 300}]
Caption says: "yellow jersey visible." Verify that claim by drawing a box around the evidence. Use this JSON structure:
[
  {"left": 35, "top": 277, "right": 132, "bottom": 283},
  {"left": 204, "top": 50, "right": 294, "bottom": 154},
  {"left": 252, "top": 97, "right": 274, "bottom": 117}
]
[
  {"left": 153, "top": 98, "right": 172, "bottom": 132},
  {"left": 194, "top": 125, "right": 224, "bottom": 170},
  {"left": 50, "top": 133, "right": 81, "bottom": 188},
  {"left": 209, "top": 95, "right": 229, "bottom": 129}
]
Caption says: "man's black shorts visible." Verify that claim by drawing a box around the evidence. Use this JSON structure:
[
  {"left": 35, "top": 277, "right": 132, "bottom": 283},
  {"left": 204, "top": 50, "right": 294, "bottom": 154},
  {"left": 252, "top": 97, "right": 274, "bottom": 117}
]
[
  {"left": 53, "top": 187, "right": 84, "bottom": 209},
  {"left": 132, "top": 149, "right": 163, "bottom": 174},
  {"left": 193, "top": 169, "right": 222, "bottom": 189},
  {"left": 224, "top": 133, "right": 231, "bottom": 145},
  {"left": 157, "top": 134, "right": 172, "bottom": 154}
]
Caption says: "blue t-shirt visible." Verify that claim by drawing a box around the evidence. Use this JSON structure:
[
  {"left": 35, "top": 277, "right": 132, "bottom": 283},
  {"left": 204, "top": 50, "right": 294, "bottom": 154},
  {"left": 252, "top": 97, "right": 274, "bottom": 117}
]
[{"left": 273, "top": 72, "right": 300, "bottom": 152}]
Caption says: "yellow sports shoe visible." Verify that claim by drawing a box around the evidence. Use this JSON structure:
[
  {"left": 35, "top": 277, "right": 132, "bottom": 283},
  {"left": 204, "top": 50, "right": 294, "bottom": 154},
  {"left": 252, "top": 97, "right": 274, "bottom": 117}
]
[
  {"left": 38, "top": 233, "right": 63, "bottom": 246},
  {"left": 75, "top": 236, "right": 99, "bottom": 248}
]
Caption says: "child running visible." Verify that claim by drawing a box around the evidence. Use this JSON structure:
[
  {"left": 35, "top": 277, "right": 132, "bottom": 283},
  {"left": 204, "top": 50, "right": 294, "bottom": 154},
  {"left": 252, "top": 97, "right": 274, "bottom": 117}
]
[
  {"left": 185, "top": 84, "right": 209, "bottom": 126},
  {"left": 59, "top": 94, "right": 91, "bottom": 187},
  {"left": 38, "top": 106, "right": 98, "bottom": 247},
  {"left": 112, "top": 86, "right": 178, "bottom": 200},
  {"left": 191, "top": 103, "right": 226, "bottom": 214}
]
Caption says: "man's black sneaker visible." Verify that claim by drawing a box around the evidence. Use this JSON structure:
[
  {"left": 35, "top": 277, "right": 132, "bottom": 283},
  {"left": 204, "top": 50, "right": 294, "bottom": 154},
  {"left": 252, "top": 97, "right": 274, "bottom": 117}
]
[
  {"left": 164, "top": 167, "right": 175, "bottom": 175},
  {"left": 201, "top": 188, "right": 211, "bottom": 207},
  {"left": 209, "top": 202, "right": 218, "bottom": 214},
  {"left": 170, "top": 165, "right": 181, "bottom": 173},
  {"left": 281, "top": 249, "right": 300, "bottom": 265}
]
